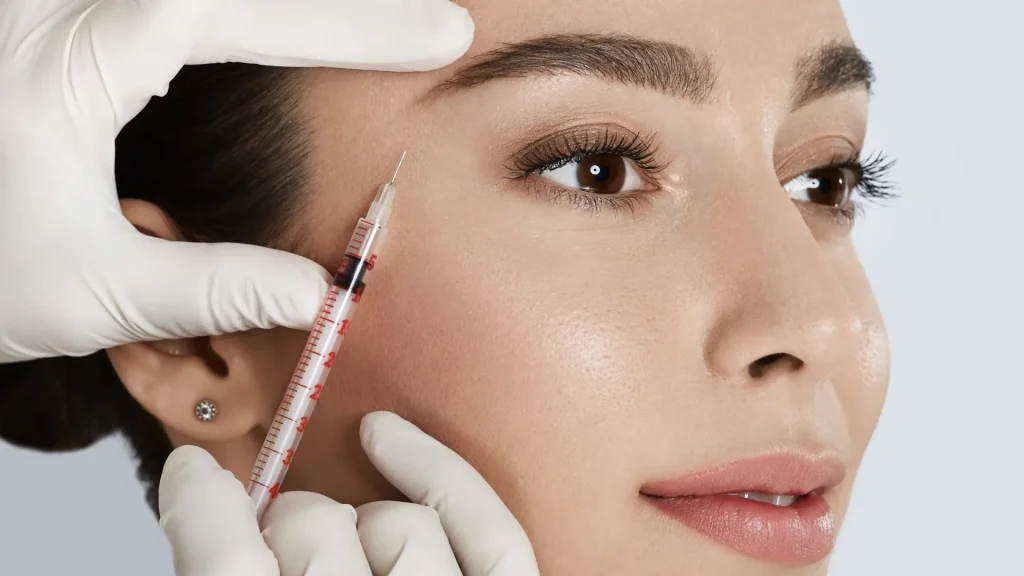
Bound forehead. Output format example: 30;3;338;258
460;0;852;82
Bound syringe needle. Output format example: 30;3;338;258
390;151;407;184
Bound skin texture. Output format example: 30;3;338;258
108;0;890;573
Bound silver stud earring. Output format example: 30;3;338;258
194;400;217;422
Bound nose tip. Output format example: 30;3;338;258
705;311;862;385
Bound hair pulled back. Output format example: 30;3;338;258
0;64;310;513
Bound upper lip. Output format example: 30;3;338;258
640;452;847;498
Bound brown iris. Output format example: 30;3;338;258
575;154;628;194
803;167;857;207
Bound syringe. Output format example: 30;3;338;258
247;152;406;519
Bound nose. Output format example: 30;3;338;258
706;302;860;385
700;182;863;386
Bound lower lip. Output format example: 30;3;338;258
646;493;836;564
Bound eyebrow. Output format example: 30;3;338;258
792;42;875;109
433;34;874;109
433;34;718;102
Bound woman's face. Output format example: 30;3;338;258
198;0;888;573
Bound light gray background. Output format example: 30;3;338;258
2;1;1021;574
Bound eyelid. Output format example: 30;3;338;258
774;136;861;183
521;178;656;216
506;123;666;178
504;125;667;217
510;122;642;158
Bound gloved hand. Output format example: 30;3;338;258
159;412;539;575
0;0;474;363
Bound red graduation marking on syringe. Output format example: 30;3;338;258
246;151;405;521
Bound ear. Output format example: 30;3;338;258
106;333;267;443
106;200;283;446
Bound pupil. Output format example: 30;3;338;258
576;154;626;194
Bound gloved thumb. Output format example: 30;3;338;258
159;446;279;576
100;235;330;346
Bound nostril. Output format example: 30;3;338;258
747;353;805;379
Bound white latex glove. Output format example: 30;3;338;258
159;412;540;576
0;0;474;363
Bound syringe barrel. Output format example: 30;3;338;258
247;215;387;519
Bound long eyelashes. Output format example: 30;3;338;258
841;151;898;201
826;151;898;225
507;126;665;178
505;125;664;215
505;124;898;223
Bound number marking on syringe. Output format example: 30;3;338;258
248;155;403;518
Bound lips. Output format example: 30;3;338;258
641;453;846;565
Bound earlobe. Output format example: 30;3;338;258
106;336;264;443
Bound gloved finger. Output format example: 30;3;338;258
262;492;372;576
192;0;475;70
78;0;222;128
159;446;279;576
95;235;329;346
360;412;540;576
356;501;462;576
78;0;473;129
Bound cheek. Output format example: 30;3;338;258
845;321;890;455
353;235;651;473
830;246;890;464
319;218;676;554
824;313;888;526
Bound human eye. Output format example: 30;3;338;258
538;153;645;195
782;151;897;226
506;125;666;214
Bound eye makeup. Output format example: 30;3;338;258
783;150;897;226
505;123;668;215
501;121;896;228
507;124;665;177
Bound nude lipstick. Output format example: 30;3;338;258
641;454;846;565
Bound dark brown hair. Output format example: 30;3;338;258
0;64;311;513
